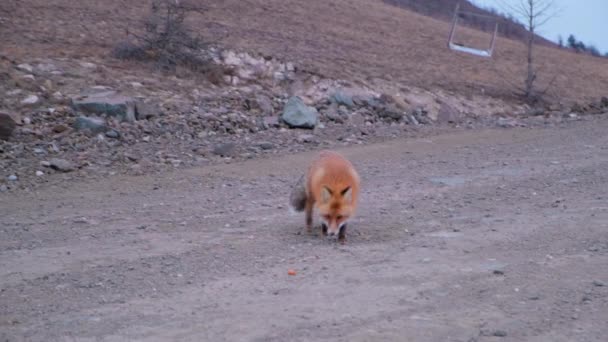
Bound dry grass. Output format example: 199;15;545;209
2;0;607;102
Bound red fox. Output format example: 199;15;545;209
290;150;360;241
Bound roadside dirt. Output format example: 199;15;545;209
1;117;607;341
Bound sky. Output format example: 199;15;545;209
470;0;608;54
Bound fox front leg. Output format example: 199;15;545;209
338;223;347;243
305;201;314;234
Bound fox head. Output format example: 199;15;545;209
317;185;356;237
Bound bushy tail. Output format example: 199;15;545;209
289;174;307;212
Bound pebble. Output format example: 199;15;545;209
21;95;40;105
7;175;18;181
35;170;44;177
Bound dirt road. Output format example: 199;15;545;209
2;118;607;341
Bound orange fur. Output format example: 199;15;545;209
303;150;360;240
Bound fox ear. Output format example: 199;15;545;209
342;187;353;202
321;186;332;203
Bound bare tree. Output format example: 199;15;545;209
498;0;559;101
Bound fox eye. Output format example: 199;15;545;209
336;215;343;220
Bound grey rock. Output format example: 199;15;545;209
0;112;17;141
331;91;355;108
257;141;274;150
593;280;605;287
213;142;236;157
105;130;121;139
0;185;7;192
378;104;403;121
297;134;316;143
258;116;280;130
281;96;318;129
21;95;40;105
17;63;34;73
254;95;274;115
73;116;107;134
71;91;136;122
324;104;346;123
437;103;461;123
48;158;75;172
135;102;163;120
7;175;18;181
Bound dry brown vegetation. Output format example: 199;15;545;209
2;0;607;102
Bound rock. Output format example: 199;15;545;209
35;170;44;177
0;112;17;140
7;175;18;182
493;330;508;337
52;124;69;134
105;129;121;139
21;95;40;105
0;185;7;192
497;117;518;128
331;91;355;108
253;95;274;115
213;142;236;157
71;91;136;122
258;116;280;130
324;104;346;123
437;103;461;123
17;63;34;73
593;280;605;287
281;96;318;129
135;102;163;120
378;104;403;121
601;96;608;108
412;107;431;124
48;158;75;172
297;134;316;143
73;116;107;134
257;141;274;150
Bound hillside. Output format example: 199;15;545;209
2;0;607;102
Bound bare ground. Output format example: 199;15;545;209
1;117;607;341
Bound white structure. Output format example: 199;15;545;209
447;3;499;58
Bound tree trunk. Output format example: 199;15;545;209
525;1;535;100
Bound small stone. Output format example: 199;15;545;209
73;116;107;134
135;102;163;120
17;63;33;73
213;142;236;157
0;185;7;192
48;158;75;172
592;280;605;287
105;130;121;139
35;170;44;177
297;134;316;143
257;141;274;150
492;269;505;275
52;124;69;133
21;95;40;105
7;175;18;181
493;330;507;337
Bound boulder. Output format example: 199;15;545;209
281;96;318;129
71;91;136;122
